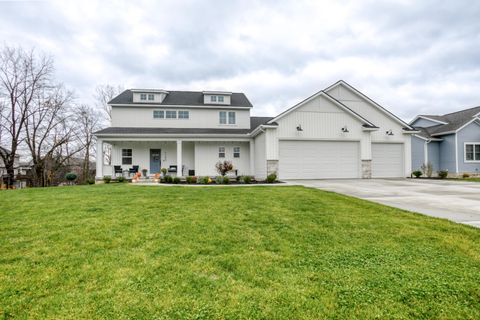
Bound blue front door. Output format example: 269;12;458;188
150;149;161;174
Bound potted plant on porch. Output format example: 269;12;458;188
142;168;148;178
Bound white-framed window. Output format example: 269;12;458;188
166;110;177;119
219;146;225;158
211;96;217;102
218;96;224;102
219;111;227;124
153;110;164;119
148;94;154;101
178;111;189;119
140;93;147;101
228;111;236;124
465;143;480;162
122;149;132;165
233;146;240;158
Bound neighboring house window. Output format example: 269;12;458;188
219;147;225;158
219;111;227;124
166;110;177;119
233;146;240;158
465;143;480;161
178;111;189;119
153;110;164;119
122;149;132;165
228;111;236;124
211;96;217;102
148;94;154;101
218;96;224;102
140;93;147;100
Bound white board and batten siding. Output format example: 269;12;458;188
279;140;360;179
265;94;368;179
326;83;411;177
254;132;267;179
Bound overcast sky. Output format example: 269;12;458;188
1;0;480;121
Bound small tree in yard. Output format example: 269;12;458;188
215;160;233;176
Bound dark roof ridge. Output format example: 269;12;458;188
442;105;480;117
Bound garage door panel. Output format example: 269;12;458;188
372;143;404;178
279;140;360;179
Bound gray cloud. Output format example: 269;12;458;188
1;0;479;121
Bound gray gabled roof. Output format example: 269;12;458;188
94;116;275;136
109;90;253;108
416;106;480;136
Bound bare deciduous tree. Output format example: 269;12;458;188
0;46;53;188
94;84;123;123
75;104;101;183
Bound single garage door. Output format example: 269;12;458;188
372;143;404;178
279;140;360;179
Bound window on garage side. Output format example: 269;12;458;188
465;143;480;161
233;146;240;158
219;146;225;158
122;149;132;165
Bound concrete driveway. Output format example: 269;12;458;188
288;179;480;228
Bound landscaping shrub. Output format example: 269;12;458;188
103;176;112;184
412;170;422;178
240;175;252;184
186;176;197;184
117;176;126;183
215;160;234;176
421;162;433;178
266;173;277;183
173;177;181;184
161;168;167;176
215;176;230;184
463;173;470;179
438;170;448;179
65;172;77;182
197;176;210;184
87;179;95;185
164;175;173;183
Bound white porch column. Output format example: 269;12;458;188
96;138;103;179
177;139;183;177
249;140;255;176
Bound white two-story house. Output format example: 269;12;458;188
94;81;416;180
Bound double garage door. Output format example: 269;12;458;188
279;140;360;179
279;140;404;179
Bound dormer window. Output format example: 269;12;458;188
218;96;224;102
140;93;147;101
211;96;217;102
148;94;154;101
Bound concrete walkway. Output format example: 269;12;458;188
288;179;480;228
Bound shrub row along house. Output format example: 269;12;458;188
410;107;480;176
94;80;418;180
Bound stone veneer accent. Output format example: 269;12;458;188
267;160;279;176
361;160;372;179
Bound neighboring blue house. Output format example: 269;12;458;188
410;107;480;176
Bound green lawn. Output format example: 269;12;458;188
1;185;479;319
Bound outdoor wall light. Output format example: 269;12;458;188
296;124;303;131
386;129;394;136
341;126;349;133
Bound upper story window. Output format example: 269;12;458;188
211;96;217;102
178;111;189;119
122;149;132;165
219;111;227;124
233;146;240;158
218;96;224;102
140;93;147;101
166;110;177;119
228;111;236;124
219;147;225;158
148;94;154;101
219;111;235;125
153;110;164;119
465;143;480;161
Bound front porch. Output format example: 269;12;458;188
96;139;254;179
